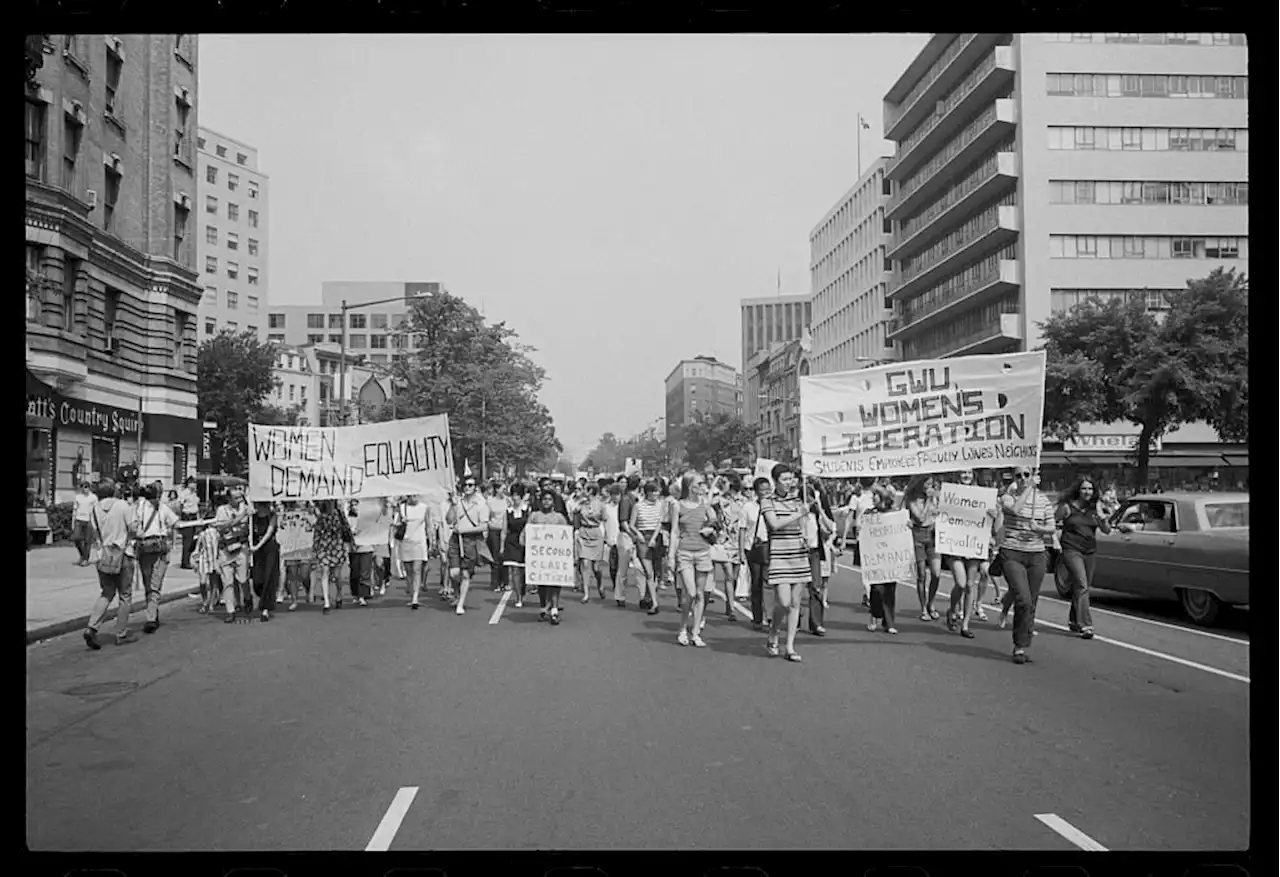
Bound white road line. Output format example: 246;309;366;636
835;562;1249;684
1035;813;1109;851
488;589;512;625
835;562;1248;646
366;786;418;852
709;587;754;620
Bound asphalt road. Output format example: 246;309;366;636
26;561;1250;852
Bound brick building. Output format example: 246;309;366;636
26;34;202;503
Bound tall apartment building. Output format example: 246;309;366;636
881;32;1248;362
664;356;743;464
265;281;448;368
808;157;896;376
26;34;203;503
197;127;268;339
740;293;811;440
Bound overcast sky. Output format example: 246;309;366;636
198;33;929;460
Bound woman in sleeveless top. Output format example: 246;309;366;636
633;480;665;615
668;471;719;648
905;473;942;622
250;502;279;622
503;483;531;608
575;484;607;603
760;463;809;662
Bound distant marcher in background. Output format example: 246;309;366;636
486;482;509;591
134;483;179;635
72;482;98;566
177;476;201;568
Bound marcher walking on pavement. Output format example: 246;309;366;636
905;474;943;621
447;476;492;615
863;486;901;635
1055;475;1115;640
134;483;179;635
400;494;430;609
633;480;665;615
213;489;252;622
669;472;717;648
526;489;569;624
502;483;531;608
83;479;139;649
944;470;997;640
250;501;280;621
998;467;1056;664
615;476;642;609
71;482;98;566
574;483;607;604
709;474;746;624
804;478;836;638
602;482;623;602
761;464;808;662
485;482;509;591
740;476;771;631
311;500;348;615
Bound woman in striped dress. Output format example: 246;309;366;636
633;480;665;615
998;466;1056;664
760;463;810;662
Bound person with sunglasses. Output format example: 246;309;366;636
445;476;492;616
998;466;1056;664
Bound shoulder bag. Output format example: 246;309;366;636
137;505;170;556
92;508;126;575
394;504;408;541
746;503;770;566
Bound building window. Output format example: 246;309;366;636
174;96;191;163
328;334;342;344
248;181;259;199
349;334;367;349
227;290;239;309
370;334;388;349
227;202;239;222
329;314;344;329
204;286;217;306
206;225;218;245
103;167;121;232
227;321;237;332
248;210;259;228
307;313;325;329
227;173;239;192
205;318;215;335
173;204;188;260
206;195;218;214
247;295;259;310
205;256;218;274
268;313;285;329
1048;72;1247;99
268;333;284;344
104;286;120;344
62;258;80;333
226;231;239;251
173;311;189;370
227;261;239;280
104;48;124;116
307;333;324;344
197;136;206;150
371;313;388;330
206;166;217;184
215;144;227;158
248;238;259;256
247;268;259;286
25;99;46;180
237;152;248;165
62;113;82;194
349;313;367;329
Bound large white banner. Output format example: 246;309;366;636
248;415;453;502
799;352;1046;478
935;483;997;560
525;523;575;587
859;510;915;585
754;458;779;480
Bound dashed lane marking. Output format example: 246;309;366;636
488;589;513;625
366;786;418;852
1035;813;1109;851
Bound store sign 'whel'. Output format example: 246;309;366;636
799;352;1046;478
248;414;453;502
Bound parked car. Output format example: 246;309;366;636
1054;491;1249;625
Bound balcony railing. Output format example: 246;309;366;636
885;34;979;134
905;311;1021;360
893;257;1019;336
897;203;1004;287
890;150;1016;256
888;100;1015;214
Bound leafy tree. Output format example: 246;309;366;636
25;36;45;86
1039;268;1248;487
682;411;755;471
258;402;306;427
391;290;562;476
197;329;280;475
582;432;623;472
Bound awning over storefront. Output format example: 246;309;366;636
1219;455;1249;468
1149;455;1231;468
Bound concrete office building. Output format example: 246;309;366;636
740;293;811;442
808;157;897;376
265;281;448;368
197;127;268;339
880;32;1248;361
664;356;743;464
26;34;202;502
748;337;811;464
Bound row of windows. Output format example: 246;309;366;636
811;173;891;257
1049;181;1249;206
197;136;250;166
1046;126;1247;152
897;146;1010;243
205;195;260;227
1049;235;1247;260
204;226;262;253
203;257;261;283
205;165;261;198
899;295;1019;361
899;194;1015;280
300;312;408;330
897;110;1010;203
1047;73;1247;100
901;244;1018;319
204;319;257;336
1043;33;1247;46
813;221;888;283
900;51;1014;155
203;287;259;310
1050;289;1179;315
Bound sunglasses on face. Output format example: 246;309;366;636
463;482;476;488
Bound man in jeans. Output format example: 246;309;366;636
84;479;139;649
177;475;201;568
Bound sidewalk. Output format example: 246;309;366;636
26;542;202;644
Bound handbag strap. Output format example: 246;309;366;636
142;504;159;538
92;508;105;545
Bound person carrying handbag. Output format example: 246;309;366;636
83;480;140;650
134;483;180;634
740;476;772;632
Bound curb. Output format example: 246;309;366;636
26;583;202;646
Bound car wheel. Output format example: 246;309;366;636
1178;588;1221;626
1053;564;1072;600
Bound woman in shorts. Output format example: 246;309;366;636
668;472;718;648
905;473;942;621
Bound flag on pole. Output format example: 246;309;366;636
858;113;871;131
776;269;781;296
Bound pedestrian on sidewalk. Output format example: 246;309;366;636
134;483;180;635
83;479;138;649
176;477;201;568
71;483;98;566
250;502;280;622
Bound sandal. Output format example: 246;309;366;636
920;612;932;622
928;609;940;620
766;641;780;657
784;651;803;663
960;629;975;639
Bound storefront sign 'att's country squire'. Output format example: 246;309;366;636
26;392;142;438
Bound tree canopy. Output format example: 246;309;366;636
1039;268;1248;486
682;410;755;471
197;329;280;476
385;290;561;478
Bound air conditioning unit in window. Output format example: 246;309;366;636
176;192;192;210
85;189;98;209
176;85;191;104
107;35;124;56
105;335;120;355
63;99;87;125
104;153;122;172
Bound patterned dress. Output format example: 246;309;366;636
312;507;348;568
760;493;809;588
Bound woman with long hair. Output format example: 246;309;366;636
942;470;997;639
633;480;665;616
1055;474;1115;640
574;483;607;603
249;501;280;622
502;482;531;608
400;493;431;610
708;474;746;624
804;477;837;637
998;466;1056;663
905;473;943;621
668;471;718;647
760;463;809;662
311;500;347;615
662;478;681;597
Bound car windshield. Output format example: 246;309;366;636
1203;501;1249;528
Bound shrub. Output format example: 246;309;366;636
46;501;75;542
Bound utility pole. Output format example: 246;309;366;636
480;395;487;481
